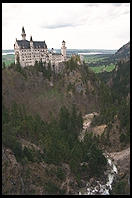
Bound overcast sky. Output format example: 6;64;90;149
2;3;130;50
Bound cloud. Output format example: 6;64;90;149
2;3;130;50
83;3;99;7
41;23;74;29
112;3;122;7
122;10;130;15
41;22;83;29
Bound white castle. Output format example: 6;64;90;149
14;27;67;71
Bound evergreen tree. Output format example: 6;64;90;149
2;62;6;69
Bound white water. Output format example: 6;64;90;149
113;164;118;174
78;156;118;195
78;114;118;195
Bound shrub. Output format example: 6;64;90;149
23;147;35;162
44;181;60;195
56;167;65;181
112;180;126;195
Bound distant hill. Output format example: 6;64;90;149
97;41;130;87
112;42;130;98
113;41;130;62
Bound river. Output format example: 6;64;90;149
78;113;118;195
78;154;118;195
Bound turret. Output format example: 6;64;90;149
30;35;33;42
61;40;66;59
21;26;26;40
30;36;33;48
51;48;54;54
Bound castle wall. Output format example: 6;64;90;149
18;48;49;67
14;28;67;69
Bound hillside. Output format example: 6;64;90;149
113;41;130;62
2;57;105;121
2;57;109;195
92;42;130;150
97;41;130;84
90;43;130;195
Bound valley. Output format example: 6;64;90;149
2;42;130;195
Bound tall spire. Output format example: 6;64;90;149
22;26;25;33
30;35;34;48
30;35;33;42
21;27;26;40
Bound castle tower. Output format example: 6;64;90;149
30;36;34;65
21;26;26;40
30;36;33;48
61;40;66;60
51;48;54;54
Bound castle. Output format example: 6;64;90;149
14;27;67;71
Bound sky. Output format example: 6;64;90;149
2;3;130;50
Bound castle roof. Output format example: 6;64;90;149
33;41;47;48
17;40;30;49
17;40;47;49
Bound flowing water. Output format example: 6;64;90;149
78;113;118;195
78;155;118;195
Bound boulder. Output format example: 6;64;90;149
80;180;86;188
89;177;95;185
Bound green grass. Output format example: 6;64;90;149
2;54;115;73
84;55;109;63
89;63;115;73
2;54;15;67
105;63;115;72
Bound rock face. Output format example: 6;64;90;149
2;145;79;195
109;147;130;174
78;112;106;142
109;147;130;195
92;124;107;136
2;147;23;195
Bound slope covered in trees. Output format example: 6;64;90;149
2;45;130;194
91;42;130;151
2;56;108;195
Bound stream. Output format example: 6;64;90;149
78;154;118;195
78;113;118;195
